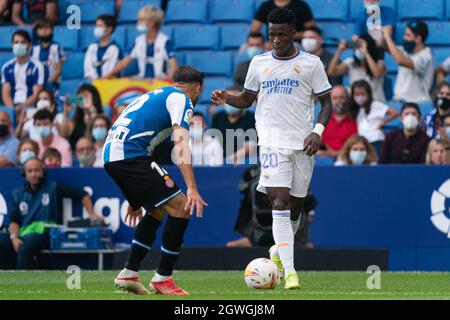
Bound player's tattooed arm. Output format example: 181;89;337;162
303;92;332;157
211;90;256;109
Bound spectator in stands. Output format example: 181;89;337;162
1;30;44;114
0;109;19;167
88;114;111;167
436;56;450;84
41;146;60;167
233;32;265;90
34;109;72;167
30;18;64;93
0;158;103;269
317;86;357;157
0;0;13;24
353;0;395;47
189;112;223;166
422;82;450;139
350;80;398;153
75;137;97;168
16;138;39;165
211;88;257;164
335;135;378;166
60;83;104;150
328;33;387;102
251;0;315;44
84;14;122;81
15;88;62;140
301;26;343;86
11;0;57;27
379;103;430;164
383;21;433;103
426;139;450;165
103;6;177;80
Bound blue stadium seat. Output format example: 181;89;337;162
80;25;126;51
53;26;79;51
62;52;85;79
253;0;266;12
397;21;450;45
234;51;249;67
350;0;397;21
102;105;112;118
318;22;354;42
210;0;254;23
314;156;335;166
305;0;348;21
431;47;450;66
174;25;219;50
193;103;209;122
118;0;161;23
397;0;444;21
418;100;434;116
165;0;208;24
384;53;398;74
447;0;450;20
122;58;139;76
60;0;115;23
60;79;85;96
125;25;173;52
0;106;15;128
185;51;233;76
0;52;13;67
176;52;185;65
0;26;32;50
385;75;397;102
199;77;233;104
220;24;250;50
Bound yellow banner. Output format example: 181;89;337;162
92;78;172;107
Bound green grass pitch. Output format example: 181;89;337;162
0;271;450;300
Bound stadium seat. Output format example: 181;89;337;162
126;25;173;52
174;25;219;50
210;0;254;23
447;0;450;20
384;53;398;74
396;21;450;45
350;0;397;21
199;77;233;104
118;0;161;23
385;75;397;102
193;104;209;123
418;100;434;116
318;22;354;42
80;25;126;51
253;0;266;12
431;47;450;66
53;26;79;51
121;58;139;76
102;105;112;118
62;52;85;80
0;26;32;50
60;0;115;23
234;52;250;67
0;52;13;67
220;24;250;50
185;51;233;76
60;79;85;96
165;0;208;24
305;0;349;22
314;156;335;166
397;0;444;21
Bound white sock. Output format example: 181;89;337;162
291;213;302;235
152;273;171;282
272;210;295;277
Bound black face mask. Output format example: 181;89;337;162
0;124;9;137
39;34;53;43
436;97;450;111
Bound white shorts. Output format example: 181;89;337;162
256;146;314;198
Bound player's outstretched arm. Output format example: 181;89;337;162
172;125;208;218
303;92;333;157
211;90;256;109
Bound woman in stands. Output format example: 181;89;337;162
16;139;40;166
87;114;111;167
335;135;378;166
426;139;450;165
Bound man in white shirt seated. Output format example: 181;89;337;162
382;20;433;103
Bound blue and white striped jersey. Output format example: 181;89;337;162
102;86;194;164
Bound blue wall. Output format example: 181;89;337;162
0;165;449;271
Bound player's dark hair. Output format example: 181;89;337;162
97;14;117;32
267;7;297;28
173;65;204;86
407;20;429;43
12;29;31;44
305;26;322;36
33;108;54;122
248;31;265;41
401;102;421;117
349;80;374;118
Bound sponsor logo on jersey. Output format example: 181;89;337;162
184;109;193;124
261;78;300;95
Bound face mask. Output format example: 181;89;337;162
354;95;368;106
78;153;96;167
36;125;52;138
45;162;60;168
354;50;365;61
436;97;450;111
402;114;419;130
39;34;52;43
13;43;28;57
20;150;36;164
402;40;416;54
92;127;108;141
137;23;149;34
301;38;318;53
349;150;367;165
445;127;450;137
224;104;241;115
189;128;203;140
247;46;263;59
0;124;8;137
37;99;51;110
333;101;346;114
93;27;105;39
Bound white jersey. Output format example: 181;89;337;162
244;50;332;150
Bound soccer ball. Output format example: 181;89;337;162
244;258;279;289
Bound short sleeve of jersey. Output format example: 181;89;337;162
243;58;259;94
34;61;45;86
311;59;332;96
1;63;10;84
129;40;138;59
166;92;193;130
411;49;432;76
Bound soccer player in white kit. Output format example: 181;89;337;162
212;8;332;289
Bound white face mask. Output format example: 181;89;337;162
301;38;318;53
402;114;419;130
37;99;51;110
349;150;367;165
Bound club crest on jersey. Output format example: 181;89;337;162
41;193;50;206
292;64;301;74
164;176;175;188
19;201;28;215
184;109;193;124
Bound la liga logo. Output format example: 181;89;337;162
431;179;450;238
